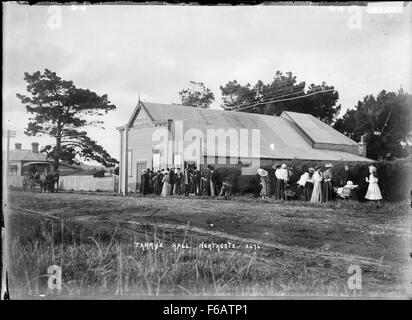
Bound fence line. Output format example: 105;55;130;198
8;175;119;192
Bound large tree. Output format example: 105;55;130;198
333;89;411;160
16;69;118;170
220;71;340;124
178;81;215;108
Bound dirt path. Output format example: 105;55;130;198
8;203;392;268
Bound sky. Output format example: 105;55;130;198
3;3;411;164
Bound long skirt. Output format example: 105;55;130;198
153;182;160;196
304;182;314;201
260;182;268;197
296;185;305;200
310;181;322;203
161;182;170;197
365;183;382;200
210;181;216;197
321;180;334;202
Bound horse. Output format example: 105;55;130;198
39;170;56;193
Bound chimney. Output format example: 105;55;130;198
358;134;367;158
15;143;22;150
31;142;39;153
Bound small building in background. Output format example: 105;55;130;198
8;142;51;176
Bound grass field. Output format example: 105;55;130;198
6;190;411;298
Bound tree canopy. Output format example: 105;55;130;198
178;81;215;108
220;71;341;125
333;89;411;160
16;69;118;170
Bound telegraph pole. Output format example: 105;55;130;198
2;129;15;300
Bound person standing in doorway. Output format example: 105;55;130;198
140;169;147;195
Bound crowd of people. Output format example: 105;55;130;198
139;165;229;198
258;163;383;203
138;162;383;204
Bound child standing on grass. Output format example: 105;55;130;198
365;165;382;207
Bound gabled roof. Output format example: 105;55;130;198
281;111;358;146
130;102;372;162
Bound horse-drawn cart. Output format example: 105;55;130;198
22;161;59;193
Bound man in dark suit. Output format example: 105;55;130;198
169;167;175;195
148;169;154;194
174;168;182;195
140;169;147;195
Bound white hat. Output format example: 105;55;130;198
257;168;268;177
281;163;287;169
369;165;377;172
325;163;333;168
344;181;358;189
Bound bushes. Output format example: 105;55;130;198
215;158;412;201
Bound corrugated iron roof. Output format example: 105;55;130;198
136;102;372;162
281;111;358;146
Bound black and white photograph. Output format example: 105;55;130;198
2;1;412;302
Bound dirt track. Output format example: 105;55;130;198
8;191;412;296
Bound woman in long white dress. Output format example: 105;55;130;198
310;167;323;203
365;165;382;204
161;171;170;197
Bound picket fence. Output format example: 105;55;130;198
8;175;119;192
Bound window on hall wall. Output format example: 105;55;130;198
152;150;160;171
128;149;132;177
